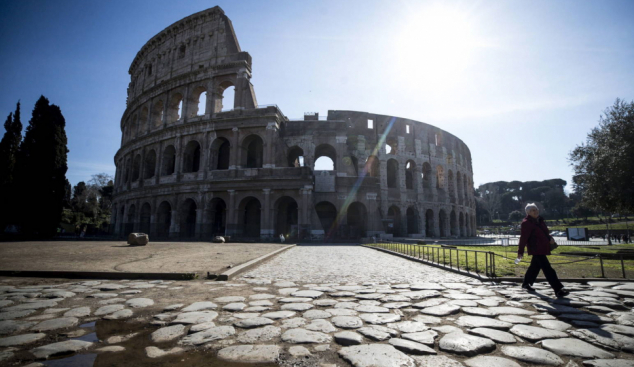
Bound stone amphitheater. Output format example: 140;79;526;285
111;6;476;241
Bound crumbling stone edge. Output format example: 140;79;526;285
216;244;296;281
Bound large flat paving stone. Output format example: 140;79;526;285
181;302;217;312
600;324;634;337
359;313;401;324
412;355;463;367
387;321;428;333
501;345;563;365
421;304;461;316
331;316;363;329
338;344;415;367
30;340;93;359
401;330;438;346
64;307;90;318
151;324;187;343
261;311;296;320
488;307;535;315
304;319;336;333
103;309;133;320
303;309;332;319
179;326;235;346
217;345;281;363
0;333;46;347
234;317;275;329
236;325;281;343
541;338;615;359
469;328;516;344
31;317;79;332
456;316;512;330
464;356;521;367
583;360;634;367
334;331;364;346
125;298;154;308
0;310;37;320
570;328;634;352
439;331;496;356
358;327;391;341
145;346;185;358
94;304;124;316
281;328;332;344
389;338;436;355
509;325;568;342
172;311;218;325
0;320;36;335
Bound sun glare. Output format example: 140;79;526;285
395;5;480;90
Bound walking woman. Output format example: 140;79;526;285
517;203;569;297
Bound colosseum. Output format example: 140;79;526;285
112;6;476;241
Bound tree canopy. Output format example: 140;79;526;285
570;98;634;215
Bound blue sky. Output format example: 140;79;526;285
1;0;633;191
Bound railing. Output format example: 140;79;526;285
370;240;633;279
372;241;496;278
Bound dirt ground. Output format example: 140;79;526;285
0;241;287;274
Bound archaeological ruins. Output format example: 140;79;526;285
111;6;476;241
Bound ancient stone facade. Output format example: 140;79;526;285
112;6;476;241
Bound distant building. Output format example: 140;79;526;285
112;6;475;241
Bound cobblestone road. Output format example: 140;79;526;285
244;245;471;284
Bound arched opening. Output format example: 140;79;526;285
144;150;156;179
182;140;201;173
422;162;432;190
123;158;131;183
347;202;367;238
239;197;261;238
275;196;299;239
161;145;176;176
463;174;469;206
439;209;448;237
437;166;445;189
152;100;164;128
405;160;415;190
459;212;465;237
287;146;304;167
385;139;397;155
448;170;455;203
190;86;207;117
132;154;141;181
450;210;457;236
242;135;264;168
140;203;151;234
128;117;138;141
387;159;398;188
156;201;172;238
119;205;126;235
465;213;470;236
364;155;379;177
180;199;197;238
168;93;183;123
221;86;235;112
207;198;226;237
407;207;419;234
209;138;230;170
314;144;337;171
315;201;337;240
387;206;401;236
425;209;435;237
139;107;148;133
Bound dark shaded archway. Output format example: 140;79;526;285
450;210;458;236
387;206;401;236
387;159;398;188
347;202;367;238
439;209;448;237
209;138;230;170
287;146;304;167
239;197;261;238
182;141;201;173
144;150;156;179
275;196;299;239
140;203;151;234
156;201;171;238
180;199;197;238
407;207;419;234
459;212;465;237
207;198;226;237
425;209;435;237
364;155;379;177
242;135;263;168
161;145;176;176
315;201;337;240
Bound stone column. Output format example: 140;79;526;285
262;189;272;240
366;192;383;236
230;127;239;169
264;122;277;168
155;141;162;185
174;135;182;180
181;85;190;123
419;207;426;237
162;92;169;128
139;149;146;187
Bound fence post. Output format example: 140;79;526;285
622;256;626;279
485;253;489;277
599;255;605;278
456;249;459;270
475;252;478;274
465;251;469;273
443;248;446;266
449;249;452;269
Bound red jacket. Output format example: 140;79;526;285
518;215;552;256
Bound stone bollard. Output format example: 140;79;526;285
128;233;149;246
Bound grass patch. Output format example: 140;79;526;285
369;243;634;279
549;223;632;231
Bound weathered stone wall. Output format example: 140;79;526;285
112;6;476;241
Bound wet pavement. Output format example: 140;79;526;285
1;245;634;366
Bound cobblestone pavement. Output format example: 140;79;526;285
1;247;634;366
244;245;472;283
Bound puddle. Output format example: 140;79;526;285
38;319;277;367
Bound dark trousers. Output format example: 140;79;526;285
523;255;563;292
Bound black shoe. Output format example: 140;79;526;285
556;288;570;297
522;284;535;292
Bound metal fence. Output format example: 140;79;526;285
371;241;633;279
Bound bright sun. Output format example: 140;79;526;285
394;4;480;90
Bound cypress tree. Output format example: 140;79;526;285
16;96;69;237
0;102;22;230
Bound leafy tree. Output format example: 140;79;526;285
0;102;22;229
15;96;69;237
570;98;634;240
570;99;634;212
508;210;524;222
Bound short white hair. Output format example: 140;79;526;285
525;203;539;214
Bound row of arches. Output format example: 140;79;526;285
123;83;236;143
